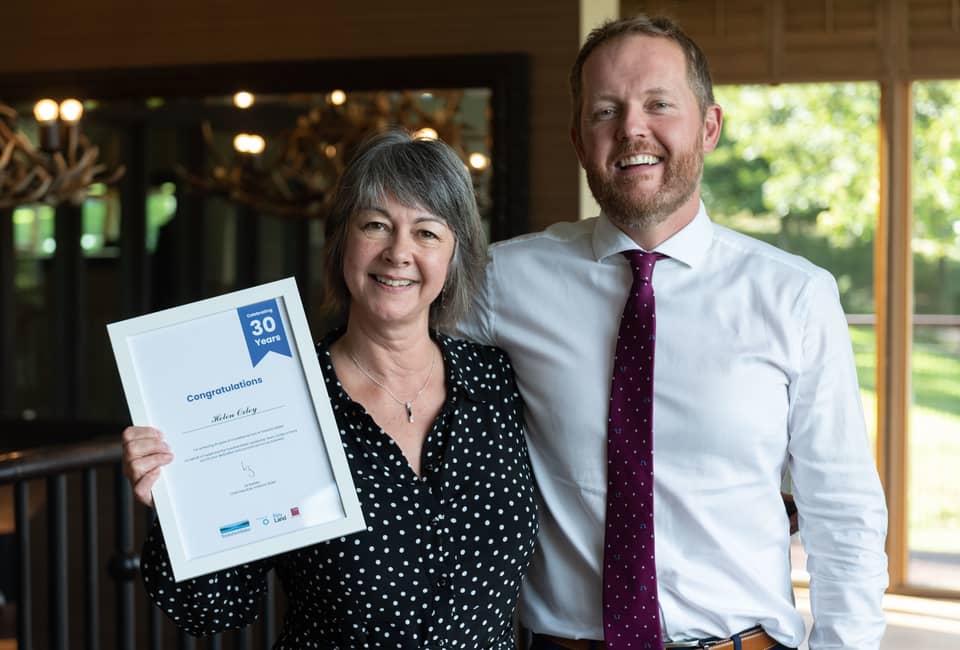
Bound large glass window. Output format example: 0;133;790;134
702;82;881;580
909;80;960;591
703;81;880;432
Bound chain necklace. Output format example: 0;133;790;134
348;347;437;423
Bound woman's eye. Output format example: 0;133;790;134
418;229;440;240
361;221;388;232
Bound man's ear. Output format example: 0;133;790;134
702;104;723;153
570;125;586;168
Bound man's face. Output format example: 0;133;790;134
573;35;721;234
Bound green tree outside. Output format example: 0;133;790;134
702;82;960;560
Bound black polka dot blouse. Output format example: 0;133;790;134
140;330;539;649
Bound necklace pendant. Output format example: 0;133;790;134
404;402;414;423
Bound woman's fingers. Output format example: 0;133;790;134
121;425;173;507
122;426;170;467
132;465;166;508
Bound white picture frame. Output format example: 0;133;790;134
108;277;364;581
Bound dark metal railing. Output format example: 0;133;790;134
0;431;279;650
846;313;960;327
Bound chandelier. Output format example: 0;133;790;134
0;99;125;209
178;89;491;220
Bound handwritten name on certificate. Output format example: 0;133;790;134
109;278;364;581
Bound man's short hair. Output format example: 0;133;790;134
569;14;716;136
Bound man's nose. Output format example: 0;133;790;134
618;106;650;140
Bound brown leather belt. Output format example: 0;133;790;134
533;626;782;650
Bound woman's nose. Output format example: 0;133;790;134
382;232;413;265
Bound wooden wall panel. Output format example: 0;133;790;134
4;1;580;232
621;0;960;82
907;0;959;30
908;0;960;79
623;0;774;82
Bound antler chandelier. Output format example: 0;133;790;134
0;99;125;209
179;89;490;220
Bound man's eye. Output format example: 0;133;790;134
593;107;616;119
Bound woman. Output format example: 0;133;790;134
121;129;538;649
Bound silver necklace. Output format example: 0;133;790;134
348;347;437;423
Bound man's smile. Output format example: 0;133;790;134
615;153;662;169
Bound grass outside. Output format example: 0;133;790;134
848;327;960;554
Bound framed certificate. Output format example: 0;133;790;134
108;277;365;581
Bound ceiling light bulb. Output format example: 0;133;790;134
246;134;265;155
33;99;59;123
468;152;489;170
414;127;438;141
234;91;254;109
329;90;347;106
59;99;84;123
233;133;251;153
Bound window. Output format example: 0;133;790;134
703;81;882;582
908;80;960;591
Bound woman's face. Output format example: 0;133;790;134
342;194;455;331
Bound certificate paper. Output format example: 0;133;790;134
108;277;364;581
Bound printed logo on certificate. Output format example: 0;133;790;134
108;277;365;581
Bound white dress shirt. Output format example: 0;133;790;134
457;204;888;649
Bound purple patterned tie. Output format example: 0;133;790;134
603;250;665;649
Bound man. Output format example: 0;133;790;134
458;14;888;650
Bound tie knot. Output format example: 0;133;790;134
623;250;665;283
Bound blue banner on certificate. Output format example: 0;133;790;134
108;278;365;581
237;298;293;367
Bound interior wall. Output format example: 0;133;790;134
5;0;582;233
623;0;960;83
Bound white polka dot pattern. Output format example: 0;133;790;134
139;331;539;649
602;250;665;649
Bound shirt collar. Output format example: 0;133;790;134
591;200;714;268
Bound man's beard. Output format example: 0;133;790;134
586;137;703;232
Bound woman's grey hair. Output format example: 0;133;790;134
321;128;487;331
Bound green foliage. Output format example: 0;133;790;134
703;81;960;317
913;82;960;252
700;82;960;554
850;326;960;553
704;83;881;245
